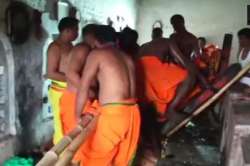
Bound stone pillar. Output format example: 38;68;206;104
0;32;18;164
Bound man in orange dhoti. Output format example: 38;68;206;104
137;56;187;121
133;34;196;165
75;25;140;166
59;24;98;163
139;36;196;122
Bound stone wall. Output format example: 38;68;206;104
0;0;138;154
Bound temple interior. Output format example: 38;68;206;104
0;0;249;166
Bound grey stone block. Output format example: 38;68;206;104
0;137;16;164
221;92;250;166
242;136;250;165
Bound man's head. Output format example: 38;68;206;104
94;25;117;48
82;24;99;48
170;14;185;33
152;27;163;40
122;27;139;44
238;28;250;48
58;17;79;41
118;27;139;55
198;37;206;49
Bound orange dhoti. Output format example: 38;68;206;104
80;100;141;166
60;89;98;163
136;56;187;121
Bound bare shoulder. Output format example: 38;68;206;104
75;42;90;50
170;33;177;39
123;53;134;67
87;49;104;61
160;37;170;43
186;32;198;41
69;44;90;63
71;43;89;55
92;47;115;56
139;42;151;55
156;38;170;47
140;41;150;48
48;41;60;51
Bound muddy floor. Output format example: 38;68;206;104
158;111;222;166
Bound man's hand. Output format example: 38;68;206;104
80;113;94;127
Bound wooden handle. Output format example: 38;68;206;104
166;63;250;137
55;116;98;166
52;125;84;154
36;151;58;166
54;131;87;166
36;125;83;166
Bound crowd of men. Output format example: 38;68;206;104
45;14;250;165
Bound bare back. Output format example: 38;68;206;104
81;47;132;104
66;43;90;93
170;32;198;59
139;38;171;61
121;53;136;98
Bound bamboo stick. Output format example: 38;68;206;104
55;116;98;166
36;151;58;166
36;125;83;166
52;125;84;154
165;63;250;138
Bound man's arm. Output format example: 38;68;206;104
167;41;196;114
237;47;243;62
170;39;211;89
47;43;66;81
66;45;90;88
169;40;196;74
75;51;99;122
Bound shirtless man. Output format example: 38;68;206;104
136;37;196;162
76;25;140;166
170;14;199;59
47;17;79;81
152;27;163;40
46;17;78;144
117;27;140;58
170;14;211;89
60;24;96;136
60;24;98;164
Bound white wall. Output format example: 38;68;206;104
69;0;138;30
137;0;250;62
21;0;138;32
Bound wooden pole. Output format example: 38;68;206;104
35;151;58;166
165;63;250;138
52;125;84;154
54;116;98;166
36;125;84;166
